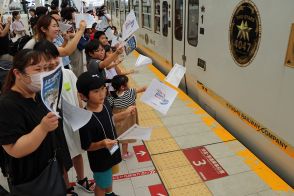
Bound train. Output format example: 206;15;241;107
104;0;294;187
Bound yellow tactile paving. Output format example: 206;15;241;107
138;110;159;121
160;165;202;189
169;183;212;196
136;101;154;112
145;138;180;155
150;127;172;140
151;151;190;170
139;118;164;127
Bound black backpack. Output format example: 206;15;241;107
8;35;32;56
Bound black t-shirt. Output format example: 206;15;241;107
0;24;10;56
87;58;106;79
79;101;121;172
0;91;61;185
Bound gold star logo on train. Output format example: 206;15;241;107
237;20;252;41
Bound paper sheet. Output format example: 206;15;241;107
58;22;72;32
135;54;152;67
40;65;63;117
124;35;137;56
104;27;115;41
117;124;152;141
122;10;139;41
140;79;178;115
62;99;92;132
75;13;95;28
164;63;186;88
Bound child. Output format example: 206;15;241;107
108;75;146;159
104;45;135;92
77;72;136;196
85;39;123;78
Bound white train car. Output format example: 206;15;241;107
105;0;294;186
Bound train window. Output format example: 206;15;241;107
187;0;199;46
154;0;160;34
120;0;125;26
142;0;152;29
133;0;140;23
285;24;294;67
125;0;131;18
115;0;119;17
111;0;115;17
175;0;183;41
162;1;168;37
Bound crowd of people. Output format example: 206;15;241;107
0;3;145;196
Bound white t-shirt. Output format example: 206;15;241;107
61;68;84;158
23;38;36;49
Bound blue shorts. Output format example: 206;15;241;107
93;169;112;189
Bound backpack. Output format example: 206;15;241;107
8;35;32;56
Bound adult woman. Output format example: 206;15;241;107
0;49;65;194
11;11;26;39
24;14;86;58
61;7;86;76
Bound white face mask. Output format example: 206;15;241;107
25;72;42;92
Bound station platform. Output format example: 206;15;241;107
0;51;293;195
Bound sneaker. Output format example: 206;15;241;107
122;152;133;160
67;186;78;196
105;192;119;196
76;177;95;193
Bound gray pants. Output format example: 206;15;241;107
69;49;84;77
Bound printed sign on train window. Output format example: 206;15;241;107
229;1;261;67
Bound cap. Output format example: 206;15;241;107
76;72;106;96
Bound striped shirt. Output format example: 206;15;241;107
107;88;136;109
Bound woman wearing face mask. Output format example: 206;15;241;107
0;49;66;194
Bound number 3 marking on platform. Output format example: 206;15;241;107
193;159;206;166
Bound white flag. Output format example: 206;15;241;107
135;54;152;67
62;99;92;132
141;79;178;115
75;13;95;29
117;124;152;141
164;64;186;88
122;10;139;41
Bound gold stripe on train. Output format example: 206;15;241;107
137;45;294;158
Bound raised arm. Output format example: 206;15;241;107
0;17;11;37
2;112;58;158
99;45;124;69
58;21;86;57
136;86;147;94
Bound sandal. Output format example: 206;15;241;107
76;177;95;193
122;152;133;160
67;186;78;196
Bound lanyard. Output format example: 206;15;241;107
91;104;116;139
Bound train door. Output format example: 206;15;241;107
184;0;200;99
172;0;188;92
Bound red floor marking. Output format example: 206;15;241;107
113;169;157;180
133;145;151;162
183;146;228;181
148;184;168;196
69;169;157;186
